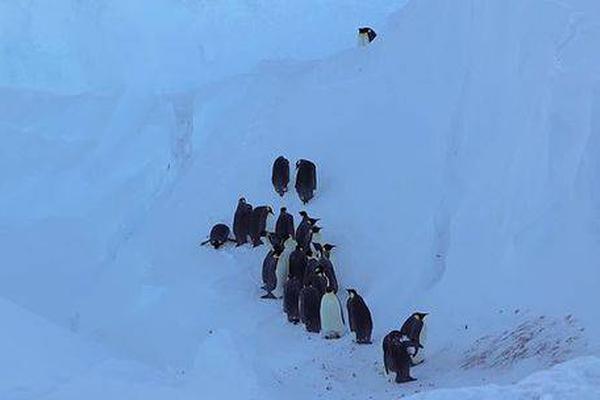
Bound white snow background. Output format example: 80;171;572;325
1;0;599;399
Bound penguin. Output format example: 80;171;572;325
233;197;253;246
295;159;317;204
306;266;328;299
283;276;302;324
275;207;295;241
400;312;428;365
288;244;308;281
320;287;345;339
299;282;321;333
274;236;295;298
317;244;338;293
261;248;281;299
346;289;373;344
200;223;234;249
296;211;319;250
250;206;274;247
272;156;290;197
357;27;377;46
383;331;418;383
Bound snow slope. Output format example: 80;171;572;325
1;0;600;398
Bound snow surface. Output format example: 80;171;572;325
1;0;600;399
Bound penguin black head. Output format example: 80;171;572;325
412;312;429;321
311;225;322;233
306;249;314;258
323;243;335;251
280;207;287;213
346;288;357;296
312;243;323;253
267;206;274;215
239;197;246;203
325;286;335;294
299;211;308;218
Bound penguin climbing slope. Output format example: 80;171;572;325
272;156;290;197
233;197;253;246
200;223;234;249
400;312;428;364
346;289;373;344
295;159;317;204
383;331;419;384
320;287;345;339
275;207;295;241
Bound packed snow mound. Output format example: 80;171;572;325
1;0;600;398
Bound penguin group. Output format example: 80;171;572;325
199;155;429;385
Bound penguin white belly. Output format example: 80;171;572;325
413;321;428;364
320;293;345;338
357;33;369;47
274;240;295;297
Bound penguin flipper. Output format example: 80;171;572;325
200;239;210;246
261;292;277;299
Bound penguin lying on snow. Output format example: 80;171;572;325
320;287;345;339
250;206;274;247
346;289;373;344
233;197;253;246
383;331;419;383
200;224;235;249
400;312;428;365
295;159;317;204
272;156;290;197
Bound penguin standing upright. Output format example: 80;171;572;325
320;287;345;339
261;248;281;299
288;244;308;281
250;206;274;247
274;237;295;298
383;331;418;383
296;211;319;250
295;159;317;204
357;27;377;46
346;289;373;344
317;244;338;293
233;197;253;246
306;266;328;299
200;223;233;249
299;282;321;333
275;207;295;241
400;312;428;365
283;276;302;324
272;156;290;197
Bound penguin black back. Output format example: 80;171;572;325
346;289;373;344
299;283;321;333
201;223;231;249
261;249;280;299
250;206;273;247
383;331;417;384
288;245;308;281
275;207;295;241
283;276;302;324
233;197;253;246
400;312;427;348
272;156;290;197
295;159;317;204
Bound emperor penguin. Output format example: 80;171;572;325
250;206;274;247
275;207;295;241
317;244;338;293
283;276;302;324
288;244;308;281
346;289;373;344
320;287;345;339
400;312;428;365
299;282;321;333
233;197;253;246
261;247;281;299
200;223;234;249
295;159;317;204
383;331;418;383
274;236;295;298
296;211;319;250
357;27;377;47
272;156;290;197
